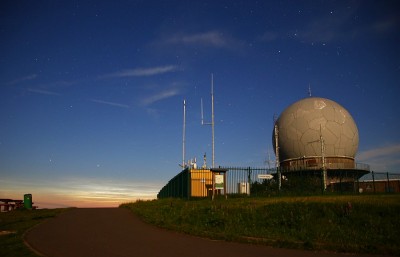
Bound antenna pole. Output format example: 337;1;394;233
274;124;281;191
200;74;216;168
201;98;204;125
308;84;312;97
182;99;186;169
320;125;327;192
211;74;215;168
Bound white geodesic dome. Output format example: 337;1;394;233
273;97;359;162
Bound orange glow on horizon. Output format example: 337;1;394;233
0;177;159;209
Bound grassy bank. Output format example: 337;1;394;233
0;208;68;257
121;195;400;255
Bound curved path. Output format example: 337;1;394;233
25;208;386;257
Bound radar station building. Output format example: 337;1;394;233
273;97;370;191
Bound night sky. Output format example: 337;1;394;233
1;1;399;207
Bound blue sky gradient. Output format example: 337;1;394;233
1;0;399;207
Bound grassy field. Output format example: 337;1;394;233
121;194;400;255
0;208;68;257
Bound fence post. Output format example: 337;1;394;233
187;169;190;199
386;172;390;193
247;167;252;195
372;171;375;194
277;167;281;192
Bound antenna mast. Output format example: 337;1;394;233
273;113;281;189
182;99;186;169
308;125;327;192
201;74;215;168
211;74;215;168
320;125;327;192
308;84;312;97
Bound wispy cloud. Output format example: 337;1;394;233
298;12;354;43
358;144;400;161
140;88;180;106
295;4;398;44
259;3;398;45
259;31;278;42
357;144;400;172
164;30;244;49
101;65;178;78
371;16;399;34
6;74;37;86
90;99;130;108
27;88;61;96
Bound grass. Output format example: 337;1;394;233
121;194;400;255
0;208;69;257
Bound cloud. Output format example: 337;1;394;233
101;65;178;78
164;30;244;49
90;99;130;108
357;144;400;172
357;144;400;161
27;88;61;96
259;31;278;42
292;3;398;44
140;88;180;106
6;74;37;85
297;9;357;44
372;17;399;34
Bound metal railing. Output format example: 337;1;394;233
280;162;370;173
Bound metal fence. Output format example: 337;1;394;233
355;171;400;193
157;168;190;199
157;167;274;199
157;167;400;199
221;166;274;194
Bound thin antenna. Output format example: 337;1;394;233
265;149;272;170
320;125;327;191
201;74;215;168
211;74;215;168
274;123;281;191
274;124;280;168
307;125;327;192
273;114;278;126
182;99;186;169
201;98;204;125
308;84;312;97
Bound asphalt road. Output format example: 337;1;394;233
24;208;389;257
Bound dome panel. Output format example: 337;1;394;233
309;117;326;131
295;116;310;133
322;127;337;145
314;99;327;109
322;104;335;121
326;121;341;139
334;108;346;124
300;129;319;146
